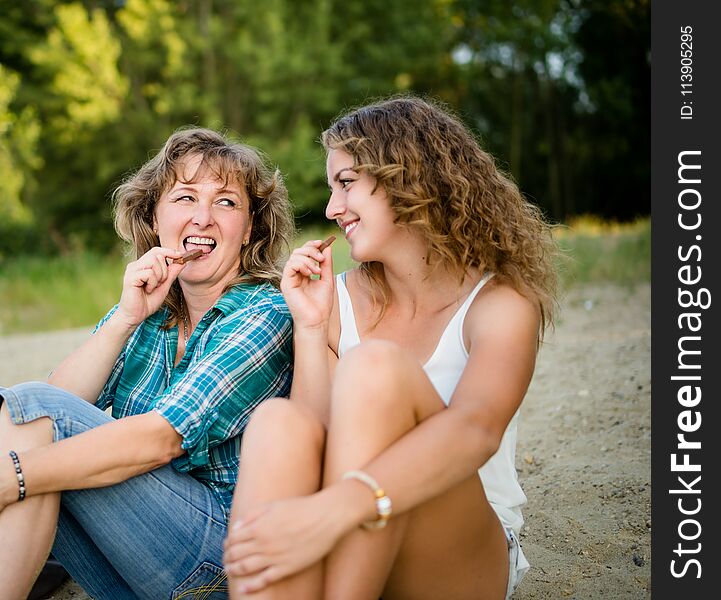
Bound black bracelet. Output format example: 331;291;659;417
8;450;26;502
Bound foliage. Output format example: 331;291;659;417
30;3;128;141
0;64;42;256
570;0;650;218
0;0;649;258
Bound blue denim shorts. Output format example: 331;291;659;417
1;382;230;600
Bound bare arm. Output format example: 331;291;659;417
48;247;185;402
0;411;183;508
48;311;137;402
282;240;338;426
333;283;540;521
289;333;338;427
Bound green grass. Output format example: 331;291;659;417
0;219;648;335
554;217;650;288
0;252;128;335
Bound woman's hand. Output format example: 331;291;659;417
280;240;335;331
116;247;186;327
223;492;346;594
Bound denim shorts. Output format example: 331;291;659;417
505;527;530;599
1;382;230;600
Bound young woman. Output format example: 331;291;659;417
224;97;558;599
0;128;294;599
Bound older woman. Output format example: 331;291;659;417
0;128;294;599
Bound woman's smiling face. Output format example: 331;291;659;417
154;153;252;288
325;149;399;263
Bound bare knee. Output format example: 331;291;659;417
333;340;422;416
244;398;325;453
335;340;406;392
341;339;404;369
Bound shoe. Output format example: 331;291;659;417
29;557;69;600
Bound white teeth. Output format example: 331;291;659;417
185;236;216;245
344;222;358;235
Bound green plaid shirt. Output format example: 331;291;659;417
95;283;293;519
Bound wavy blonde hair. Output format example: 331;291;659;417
113;127;294;328
322;97;558;337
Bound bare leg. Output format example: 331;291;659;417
227;398;326;600
0;403;60;599
323;341;508;600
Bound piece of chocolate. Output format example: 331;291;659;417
173;249;204;264
318;235;336;252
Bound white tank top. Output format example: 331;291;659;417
336;272;527;533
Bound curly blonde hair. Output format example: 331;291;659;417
322;96;558;337
113;127;294;328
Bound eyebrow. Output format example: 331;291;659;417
216;187;242;198
333;168;356;182
171;185;242;198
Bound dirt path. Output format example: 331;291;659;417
0;282;651;599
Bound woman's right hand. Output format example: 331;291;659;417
116;247;186;327
280;240;334;331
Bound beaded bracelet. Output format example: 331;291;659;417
342;470;392;530
9;450;26;502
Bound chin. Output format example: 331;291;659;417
178;265;208;282
349;247;377;264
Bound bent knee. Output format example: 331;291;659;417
5;381;58;399
0;381;61;426
333;341;414;412
2;381;78;413
337;339;419;390
337;339;407;380
246;398;325;448
333;340;444;420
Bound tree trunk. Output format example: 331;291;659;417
541;73;562;220
510;62;524;183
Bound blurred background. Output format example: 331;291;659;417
0;0;650;333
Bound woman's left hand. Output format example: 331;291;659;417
223;492;345;593
280;240;335;331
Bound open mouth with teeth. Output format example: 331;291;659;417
183;236;217;255
343;221;359;237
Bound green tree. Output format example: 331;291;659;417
450;0;581;219
0;65;42;257
30;3;128;143
0;0;650;258
571;0;650;218
201;0;346;211
21;3;128;251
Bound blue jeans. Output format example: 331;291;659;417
0;382;229;600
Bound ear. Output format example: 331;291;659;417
152;215;158;235
243;212;254;246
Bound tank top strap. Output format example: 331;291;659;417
457;272;495;320
433;272;495;361
336;272;361;356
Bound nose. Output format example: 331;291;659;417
192;199;215;228
325;188;345;221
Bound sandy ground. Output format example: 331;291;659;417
0;282;651;599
